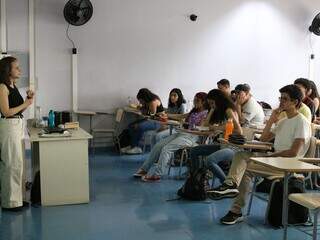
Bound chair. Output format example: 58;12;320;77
167;147;190;179
246;136;318;220
289;193;320;240
91;108;124;156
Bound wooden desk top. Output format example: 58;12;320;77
28;127;92;142
176;128;214;136
218;138;273;151
250;157;320;173
123;107;142;115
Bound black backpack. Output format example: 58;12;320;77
177;168;210;201
31;171;41;205
267;177;309;227
116;129;131;151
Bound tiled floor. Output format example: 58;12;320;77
0;149;315;240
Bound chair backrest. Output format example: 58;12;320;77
304;136;317;158
115;108;124;123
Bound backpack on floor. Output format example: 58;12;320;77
177;168;210;201
267;177;308;228
116;129;131;151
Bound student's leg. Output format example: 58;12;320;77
206;148;235;183
223;151;253;186
155;129;174;143
140;134;178;172
151;134;199;176
189;144;221;171
130;120;160;147
229;163;283;214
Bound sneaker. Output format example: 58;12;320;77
126;147;143;155
208;191;239;200
133;169;147;178
220;211;243;225
141;175;161;182
207;182;239;195
120;146;132;153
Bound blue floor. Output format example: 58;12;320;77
0;149;314;240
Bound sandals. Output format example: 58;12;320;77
133;169;147;178
141;175;161;182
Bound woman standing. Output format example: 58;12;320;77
0;56;34;211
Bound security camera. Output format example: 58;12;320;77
190;14;197;21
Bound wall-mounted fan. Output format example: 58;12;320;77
309;13;320;36
64;0;93;26
63;0;93;112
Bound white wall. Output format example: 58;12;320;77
3;0;320;127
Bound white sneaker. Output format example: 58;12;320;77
120;146;132;153
126;147;143;155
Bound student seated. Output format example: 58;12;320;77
294;78;316;121
123;88;164;154
133;92;208;182
234;84;265;126
155;88;186;142
307;80;320;118
217;79;231;96
209;84;311;225
189;89;242;184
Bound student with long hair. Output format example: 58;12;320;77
0;56;34;211
154;88;186;143
124;88;164;154
167;88;186;114
189;89;242;184
133;92;208;182
308;80;320;116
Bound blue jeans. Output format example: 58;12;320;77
141;133;199;176
129;120;161;147
190;144;235;183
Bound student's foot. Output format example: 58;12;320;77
220;211;243;225
120;146;132;153
207;182;239;195
207;191;239;200
126;147;143;155
1;206;23;212
141;175;161;182
133;169;147;178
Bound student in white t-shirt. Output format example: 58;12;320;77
234;84;265;126
209;84;312;225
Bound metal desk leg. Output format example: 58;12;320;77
282;172;290;240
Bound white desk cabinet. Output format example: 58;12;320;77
28;127;92;206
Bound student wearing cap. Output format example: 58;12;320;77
234;84;265;126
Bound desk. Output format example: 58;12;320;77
28;127;92;206
218;138;273;152
249;157;320;240
73;110;96;134
123;106;142;116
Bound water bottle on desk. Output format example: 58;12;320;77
48;110;55;128
224;119;234;140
